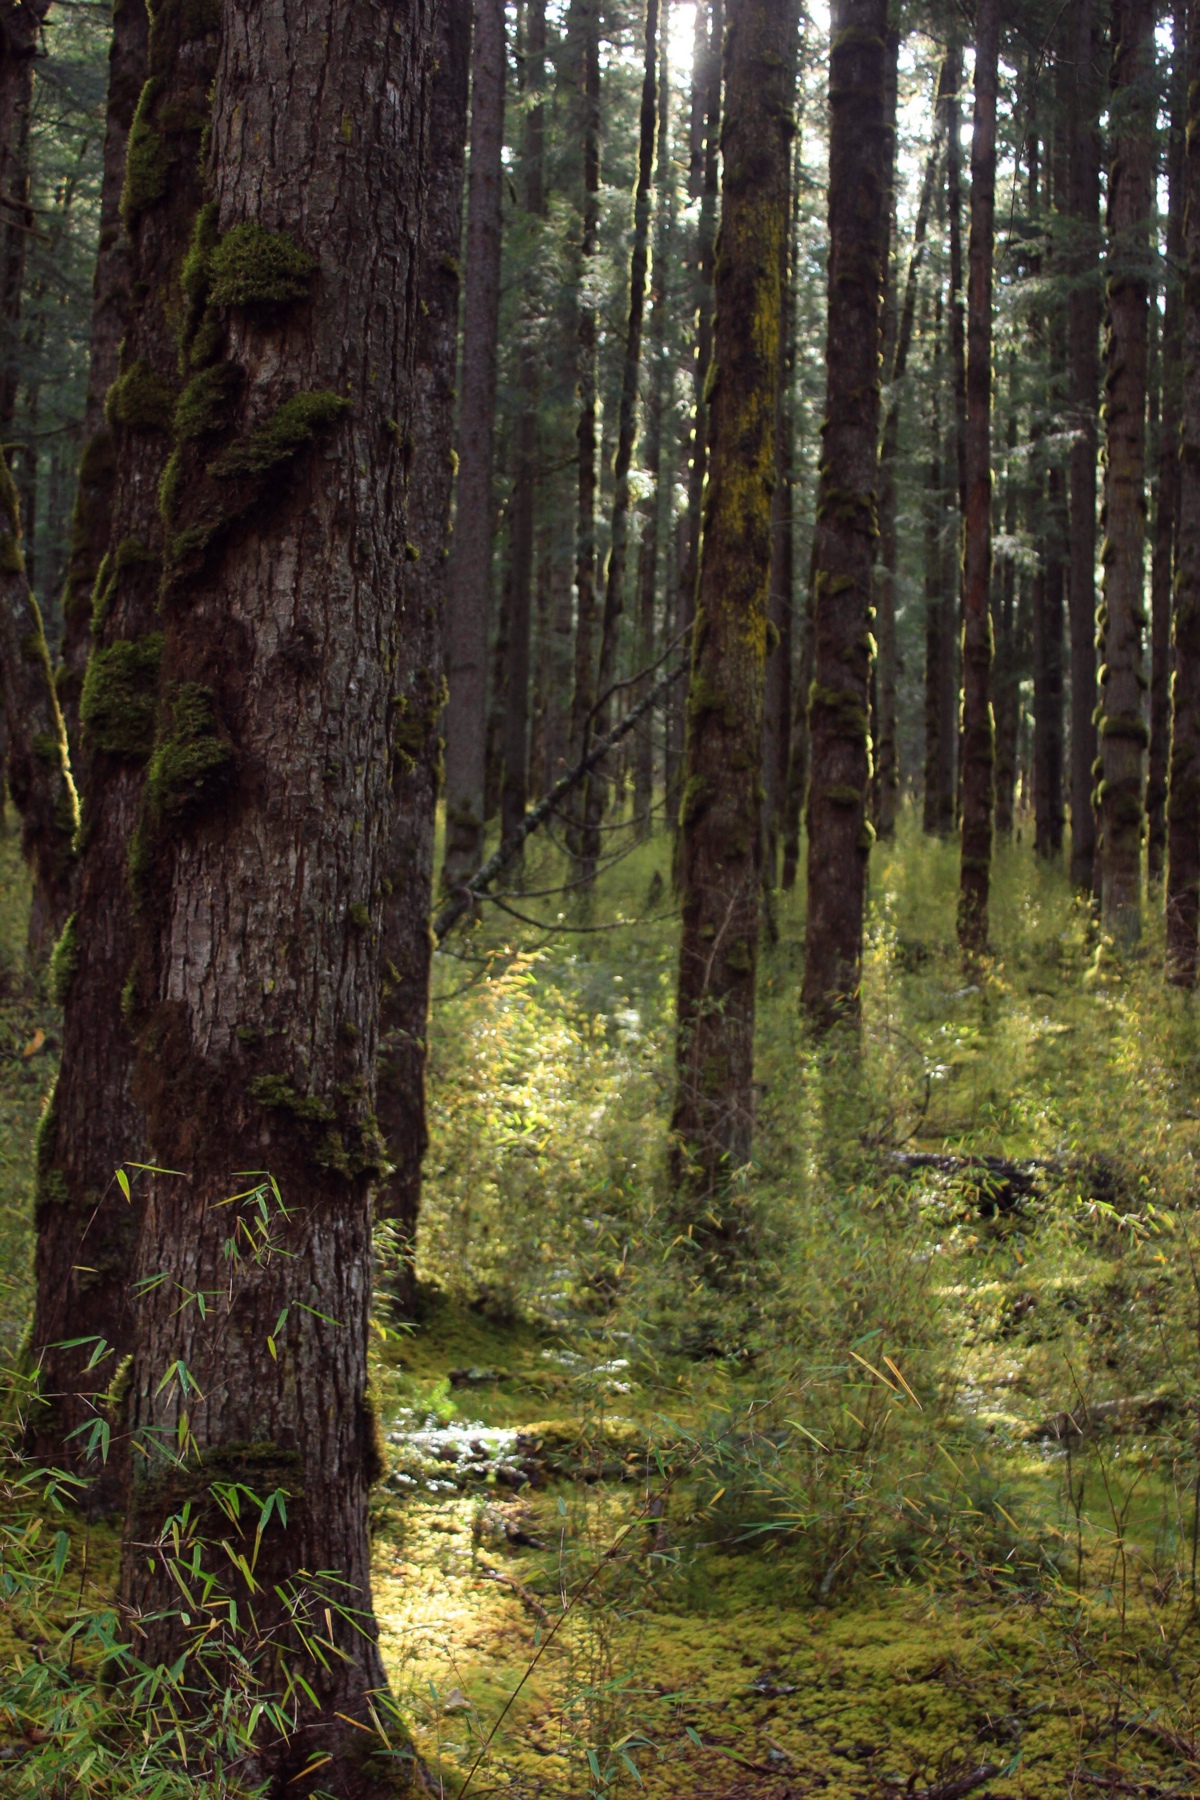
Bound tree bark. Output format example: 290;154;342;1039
763;25;802;886
802;0;889;1024
500;0;546;856
442;0;505;889
668;0;721;830
1097;0;1154;944
871;26;899;838
115;0;434;1784
1148;3;1185;884
376;0;470;1318
0;0;45;442
957;0;998;954
27;0;218;1503
671;0;790;1204
993;379;1020;838
923;286;945;835
877;131;938;842
1068;0;1103;892
780;561;813;889
1167;0;1200;980
57;0;148;756
580;0;660;878
634;0;672;841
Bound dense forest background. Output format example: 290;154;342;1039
4;0;1200;1797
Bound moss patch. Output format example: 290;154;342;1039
207;223;316;309
208;390;349;479
79;634;164;759
145;682;233;816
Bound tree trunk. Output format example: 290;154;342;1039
870;26;899;837
780;562;814;889
922;286;945;835
501;0;547;856
565;0;602;860
58;0;148;756
993;383;1020;837
0;2;42;443
634;0;672;841
957;0;998;954
27;0;219;1502
763;28;802;886
376;0;469;1319
671;0;790;1205
1097;0;1154;944
668;0;721;830
442;0;505;890
580;0;659;878
1068;0;1103;891
802;0;889;1023
942;43;968;523
877;132;938;843
115;0;434;1784
1167;0;1200;980
1148;4;1185;884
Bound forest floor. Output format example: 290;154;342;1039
4;802;1200;1796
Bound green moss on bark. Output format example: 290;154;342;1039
79;633;164;758
208;390;350;479
145;682;233;815
207;223;316;308
105;359;176;432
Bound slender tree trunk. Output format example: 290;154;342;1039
1068;0;1102;891
1148;5;1185;883
763;30;803;886
957;0;998;954
567;0;601;828
0;3;42;443
27;0;218;1502
116;0;434;1783
671;0;790;1205
877;133;938;842
870;26;899;837
57;0;147;756
923;288;945;835
1167;0;1200;978
993;383;1020;836
376;0;469;1318
1097;0;1154;943
634;0;672;839
780;565;814;889
942;44;968;523
501;0;546;855
802;0;889;1022
669;0;721;830
443;0;505;889
580;0;660;878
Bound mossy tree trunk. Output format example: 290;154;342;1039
58;0;149;756
801;0;889;1023
763;25;802;889
376;0;469;1319
442;0;505;891
580;0;659;879
1097;0;1154;944
634;0;673;840
1067;0;1103;892
956;0;999;954
26;0;218;1506
500;0;547;858
1148;0;1185;884
0;0;45;441
115;0;434;1785
668;0;721;830
670;0;790;1206
1166;0;1200;980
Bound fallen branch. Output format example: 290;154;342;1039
433;655;687;942
474;1561;549;1623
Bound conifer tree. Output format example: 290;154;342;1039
957;0;999;953
802;0;889;1021
106;0;436;1780
1167;0;1200;979
443;0;505;890
672;0;791;1201
1097;0;1154;942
